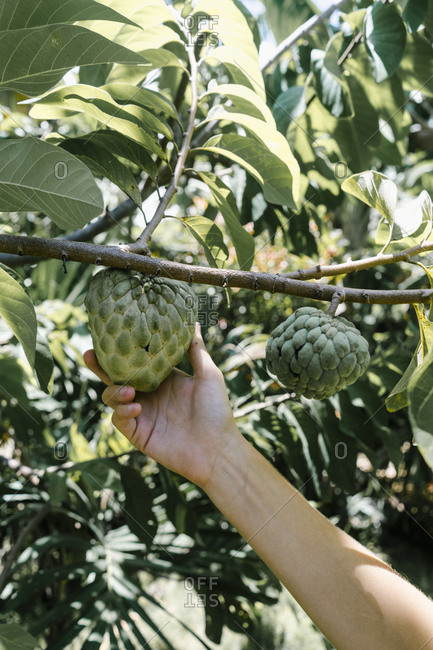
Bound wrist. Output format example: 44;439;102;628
199;428;253;497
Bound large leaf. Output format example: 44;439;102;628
0;267;37;369
59;138;142;205
34;336;54;394
30;85;168;157
311;34;354;118
342;171;397;225
364;2;407;82
192;0;265;99
204;107;300;202
201;133;300;208
273;87;307;134
398;34;433;97
79;0;184;73
402;0;429;33
51;130;157;180
182;215;229;268
101;83;177;120
120;466;158;546
201;83;274;123
387;305;433;411
204;46;265;101
197;172;255;270
392;190;433;240
0;24;150;95
0;623;36;650
0;0;139;29
409;350;433;469
0;138;104;229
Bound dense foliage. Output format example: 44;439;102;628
0;0;433;647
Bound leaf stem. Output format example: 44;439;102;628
130;40;200;252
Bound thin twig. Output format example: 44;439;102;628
261;0;351;73
0;502;51;595
130;41;200;252
0;234;432;304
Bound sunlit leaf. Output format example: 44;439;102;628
197;171;255;270
342;171;397;225
0;267;37;369
364;2;407;82
0;0;139;29
0;25;149;95
182;215;229;268
0;138;104;229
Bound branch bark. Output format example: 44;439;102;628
261;0;351;73
0;234;432;304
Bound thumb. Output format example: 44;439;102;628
188;322;219;380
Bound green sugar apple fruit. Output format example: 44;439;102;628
266;306;370;400
85;268;198;392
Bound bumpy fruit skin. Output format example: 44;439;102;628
85;268;198;392
266;307;370;400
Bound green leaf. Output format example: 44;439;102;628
193;0;264;98
311;34;354;118
0;623;36;650
0;267;37;369
0;24;150;96
387;305;433;411
79;1;184;74
197;172;255;270
409;350;433;469
402;0;428;33
386;351;418;411
0;138;104;229
364;2;407;82
120;466;158;546
204;46;265;101
392;190;433;240
182;215;229;268
0;0;139;29
58;130;157;181
398;34;433;97
35;336;54;394
0;355;30;403
342;171;397;225
59;139;142;205
102;83;177;120
201;83;274;123
30;85;168;158
201;132;300;209
273;87;307;134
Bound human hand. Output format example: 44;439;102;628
83;323;241;488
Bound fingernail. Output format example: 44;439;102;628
119;387;130;397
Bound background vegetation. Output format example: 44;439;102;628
0;0;432;648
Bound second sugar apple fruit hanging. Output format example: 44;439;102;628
266;307;370;400
85;268;198;392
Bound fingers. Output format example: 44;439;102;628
102;384;136;408
83;349;113;386
112;408;140;440
188;322;221;380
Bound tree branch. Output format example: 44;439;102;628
284;242;433;280
261;0;351;73
0;234;432;304
130;41;200;252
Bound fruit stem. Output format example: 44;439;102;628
327;289;346;317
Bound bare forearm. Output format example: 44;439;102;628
203;430;433;650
